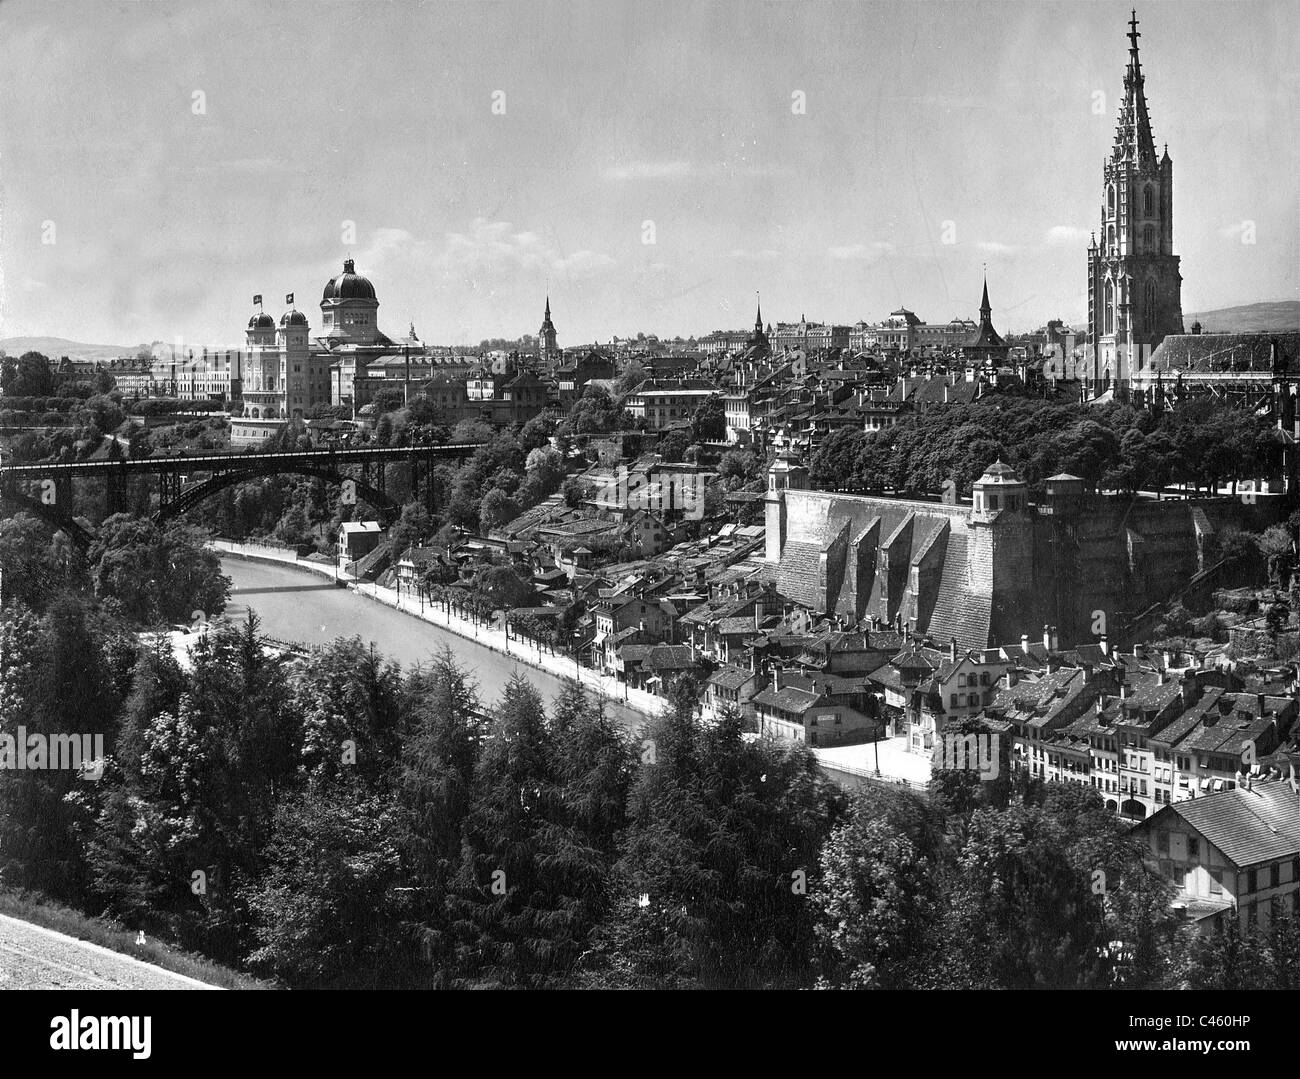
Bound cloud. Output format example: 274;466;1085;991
828;241;895;261
1218;221;1254;240
604;161;695;181
603;160;782;182
437;218;614;278
1046;225;1091;245
974;241;1017;255
728;248;779;261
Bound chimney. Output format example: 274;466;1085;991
755;606;762;630
949;637;957;662
639;619;646;633
1119;684;1128;700
1021;633;1030;655
1099;634;1109;657
1050;626;1059;652
1258;693;1266;717
773;667;782;691
1042;624;1051;651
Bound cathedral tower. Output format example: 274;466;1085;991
1087;11;1184;392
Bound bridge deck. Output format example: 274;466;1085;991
0;442;487;480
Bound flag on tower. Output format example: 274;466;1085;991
285;292;294;305
253;294;262;306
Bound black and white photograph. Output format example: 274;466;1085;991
0;0;1297;1043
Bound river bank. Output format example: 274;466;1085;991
211;540;664;727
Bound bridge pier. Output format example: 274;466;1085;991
105;466;127;517
53;477;72;517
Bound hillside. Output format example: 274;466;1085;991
1184;300;1300;334
0;336;140;363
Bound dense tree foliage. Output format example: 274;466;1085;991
810;396;1278;498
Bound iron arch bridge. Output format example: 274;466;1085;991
0;442;485;547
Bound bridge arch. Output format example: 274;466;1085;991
155;463;401;524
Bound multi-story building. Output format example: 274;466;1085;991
624;382;716;431
230;304;329;445
1135;782;1300;933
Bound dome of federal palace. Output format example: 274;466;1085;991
322;258;376;301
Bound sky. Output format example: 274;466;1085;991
0;0;1296;349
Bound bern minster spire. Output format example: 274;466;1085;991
1115;9;1157;166
1087;9;1184;396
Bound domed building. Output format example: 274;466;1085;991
320;258;382;345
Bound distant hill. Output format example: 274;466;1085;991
1183;301;1300;334
0;337;142;363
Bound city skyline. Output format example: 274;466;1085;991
0;0;1295;348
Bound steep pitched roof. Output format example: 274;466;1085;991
1145;781;1300;868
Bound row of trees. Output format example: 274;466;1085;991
810;396;1280;498
1;588;1290;988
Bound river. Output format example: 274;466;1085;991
219;556;654;729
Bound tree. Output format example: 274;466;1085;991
88;515;229;626
478;564;534;611
478;488;520;533
395;648;485;977
813;791;938;988
243;784;403;986
690;395;725;442
386;502;434;558
0;597;119;900
593;695;841;988
294;637;404;790
561;475;590;509
446;676;604;987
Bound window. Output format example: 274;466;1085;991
1188;837;1199;860
1209;869;1223;895
1144;225;1155;249
1272;864;1281;888
1247;869;1258;893
1144;186;1153;215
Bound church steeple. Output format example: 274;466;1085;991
1087;10;1184;396
538;294;559;368
1114;9;1157;167
979;273;991;321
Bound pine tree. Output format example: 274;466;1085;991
395;647;484;978
446;675;604;987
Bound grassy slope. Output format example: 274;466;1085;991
0;889;276;990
